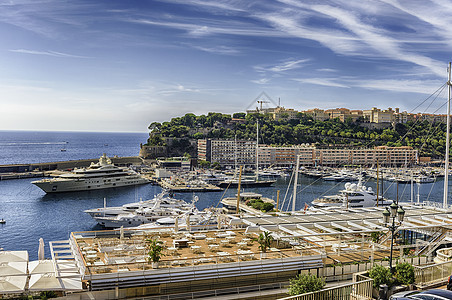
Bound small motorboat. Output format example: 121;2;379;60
0;219;6;224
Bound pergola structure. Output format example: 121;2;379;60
238;204;452;262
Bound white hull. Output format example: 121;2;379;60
33;176;148;193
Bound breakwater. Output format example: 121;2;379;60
0;156;146;180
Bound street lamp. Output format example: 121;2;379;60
382;202;405;274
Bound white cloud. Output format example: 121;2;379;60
293;78;350;88
10;49;90;58
251;78;270;85
190;45;240;55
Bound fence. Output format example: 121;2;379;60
278;279;373;300
415;259;452;286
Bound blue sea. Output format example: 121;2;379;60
0;130;450;260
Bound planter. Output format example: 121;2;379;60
260;252;267;259
152;261;159;269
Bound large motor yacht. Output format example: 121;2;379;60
311;180;392;209
32;154;149;193
84;192;185;218
86;193;213;228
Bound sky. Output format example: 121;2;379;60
1;0;452;132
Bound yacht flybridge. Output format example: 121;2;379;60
311;180;393;209
32;154;149;193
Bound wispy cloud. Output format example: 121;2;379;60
352;79;444;95
251;78;270;85
189;45;240;55
317;68;337;72
10;49;90;58
254;0;446;77
293;75;444;95
254;59;310;74
130;18;285;38
270;59;310;72
293;78;350;88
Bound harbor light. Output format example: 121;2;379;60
382;202;405;274
382;208;390;224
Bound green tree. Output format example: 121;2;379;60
233;112;246;119
40;291;57;299
198;160;211;168
395;262;415;285
257;231;273;253
147;239;165;266
368;265;392;288
288;273;326;295
370;231;383;243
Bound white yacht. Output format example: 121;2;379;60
86;193;200;228
32;154;149;193
311;181;392;209
84;192;186;218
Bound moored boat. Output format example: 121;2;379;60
32;154;149;193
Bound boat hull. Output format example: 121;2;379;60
218;180;275;188
32;177;149;193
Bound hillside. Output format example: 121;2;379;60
146;112;447;159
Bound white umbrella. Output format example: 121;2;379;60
28;273;82;292
174;217;178;232
185;215;191;232
0;276;27;293
0;251;28;263
217;215;222;230
119;226;124;241
0;262;27;276
28;260;54;275
38;238;45;261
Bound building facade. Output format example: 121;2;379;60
198;140;418;167
198;139;257;167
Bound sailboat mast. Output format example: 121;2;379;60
234;135;237;173
292;155;300;212
256;120;259;181
444;62;451;209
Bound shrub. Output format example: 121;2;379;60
288;273;326;295
395;262;415;285
368;265;392;288
261;202;274;212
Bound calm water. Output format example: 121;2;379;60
0;131;450;260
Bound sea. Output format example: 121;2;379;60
0;130;450;260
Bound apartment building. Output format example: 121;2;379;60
198;139;257;167
246;106;299;121
198;140;418;167
303;108;329;121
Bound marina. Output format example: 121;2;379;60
1;131;452;298
1;203;450;297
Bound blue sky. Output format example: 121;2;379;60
1;0;451;132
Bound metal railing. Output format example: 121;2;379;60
415;259;452;286
278;279;373;300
